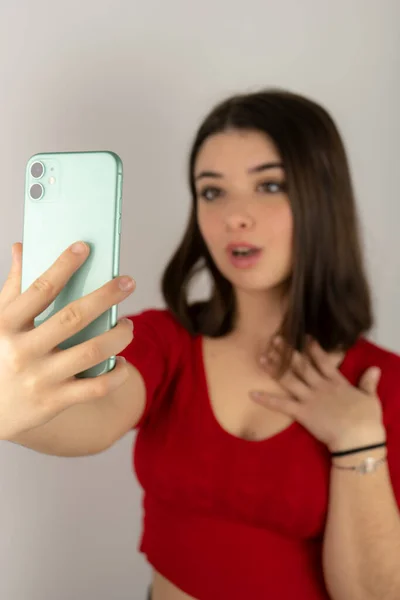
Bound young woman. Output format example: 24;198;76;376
2;89;400;600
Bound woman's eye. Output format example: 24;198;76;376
199;187;221;202
258;181;285;194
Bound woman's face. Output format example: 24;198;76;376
195;129;293;294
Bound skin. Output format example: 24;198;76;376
1;129;382;598
196;128;293;349
153;129;298;599
154;129;384;598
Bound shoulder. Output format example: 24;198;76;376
348;335;400;373
128;307;182;329
123;307;192;357
341;335;400;376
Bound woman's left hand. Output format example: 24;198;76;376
249;336;386;452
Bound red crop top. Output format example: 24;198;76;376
120;308;400;599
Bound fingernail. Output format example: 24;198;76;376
118;356;127;363
71;242;88;254
119;277;134;291
11;244;21;265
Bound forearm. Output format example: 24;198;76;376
322;446;400;600
8;399;114;457
7;364;144;457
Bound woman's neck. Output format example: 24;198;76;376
229;286;288;351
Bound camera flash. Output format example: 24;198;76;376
48;176;56;185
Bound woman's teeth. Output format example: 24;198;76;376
232;248;258;256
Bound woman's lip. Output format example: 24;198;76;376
227;248;263;269
226;243;262;251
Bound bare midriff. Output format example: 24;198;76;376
151;570;197;600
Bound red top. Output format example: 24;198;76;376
120;308;400;600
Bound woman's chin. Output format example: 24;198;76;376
226;272;286;294
214;257;291;294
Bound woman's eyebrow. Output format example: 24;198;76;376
248;162;284;174
194;162;284;181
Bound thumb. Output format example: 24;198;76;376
359;366;381;394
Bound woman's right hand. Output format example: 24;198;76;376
0;241;135;441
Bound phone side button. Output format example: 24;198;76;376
117;215;121;235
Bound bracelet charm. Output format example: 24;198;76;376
332;455;387;475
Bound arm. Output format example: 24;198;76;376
8;363;146;457
322;445;400;600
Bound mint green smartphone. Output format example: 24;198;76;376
21;151;123;378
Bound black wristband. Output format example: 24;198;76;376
331;441;387;457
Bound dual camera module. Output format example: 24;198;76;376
29;161;46;200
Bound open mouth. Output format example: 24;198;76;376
226;245;263;268
231;247;260;257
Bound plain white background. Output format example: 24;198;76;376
0;1;399;598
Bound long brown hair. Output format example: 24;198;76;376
161;88;373;376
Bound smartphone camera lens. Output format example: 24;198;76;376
30;183;44;200
30;161;44;179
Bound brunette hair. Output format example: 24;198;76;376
161;88;373;376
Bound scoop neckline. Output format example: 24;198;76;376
195;334;301;446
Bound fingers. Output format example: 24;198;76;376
23;276;135;358
250;389;301;418
269;344;321;388
54;355;131;408
1;242;91;331
303;338;345;378
0;243;23;310
279;369;310;401
262;339;318;400
33;318;134;384
264;336;345;383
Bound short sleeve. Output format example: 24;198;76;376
378;354;400;509
118;308;184;429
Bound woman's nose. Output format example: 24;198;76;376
225;211;255;231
